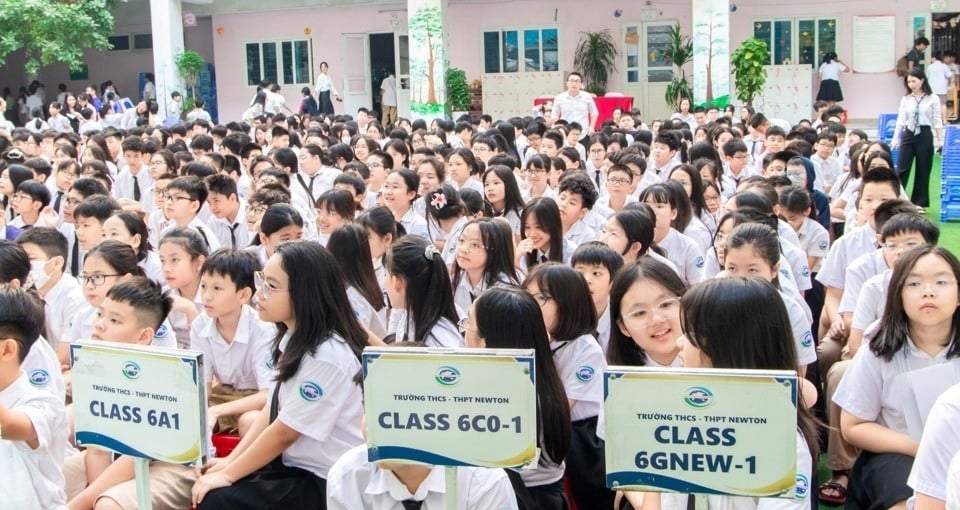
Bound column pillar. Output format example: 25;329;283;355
407;0;447;122
149;0;186;117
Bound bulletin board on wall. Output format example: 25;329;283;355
852;15;896;73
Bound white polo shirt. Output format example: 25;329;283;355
839;250;888;314
551;334;605;422
22;336;66;401
564;219;596;246
551;91;598;129
40;275;85;350
0;372;68;510
795;217;830;273
852;271;893;332
190;305;276;390
275;332;364;479
346;286;387;339
818;225;878;289
909;382;960;502
658;228;704;286
327;444;518;510
393;314;463;348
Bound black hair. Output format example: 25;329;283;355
73;194;121;223
451;217;519;292
327;224;385;311
316;189;356;221
107;210;152;261
482;164;525;216
0;240;30;284
521;197;564;269
612;207;659;258
0;284;44;362
159;227;209;261
557;172;598;210
667;163;707;219
725;223;781;274
879;212;939;244
384;236;459;343
15;227;68;272
105;277;173;330
252;204;304;247
357;205;402;241
472;286;570;463
447;148;481;177
16;179;51;208
608;257;687;366
523;262;598;341
571;241;624;277
84;240;145;278
458;188;490;217
271;241;368;381
201;248;261;296
206;174;239;200
778;185;814;219
167;175;209;208
903;67;933;96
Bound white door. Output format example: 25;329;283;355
395;33;411;119
622;21;676;123
342;34;371;117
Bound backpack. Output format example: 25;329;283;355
895;55;910;77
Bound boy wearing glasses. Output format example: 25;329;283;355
0;286;69;508
161;176;220;251
9;179;51;228
596;164;637;214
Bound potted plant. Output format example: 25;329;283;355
663;24;693;110
445;67;471;119
573;30;618;96
731;38;770;108
174;50;205;111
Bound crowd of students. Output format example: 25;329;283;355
0;74;956;510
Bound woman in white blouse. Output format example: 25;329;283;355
892;67;943;208
314;61;341;115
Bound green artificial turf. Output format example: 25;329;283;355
905;154;960;255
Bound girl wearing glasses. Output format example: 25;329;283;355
521;155;556;202
451;217;519;317
192;241;368;508
834;246;960;510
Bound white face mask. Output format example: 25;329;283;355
30;259;51;289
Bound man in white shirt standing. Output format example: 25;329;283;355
380;71;398;126
928;52;953;124
551;72;598;135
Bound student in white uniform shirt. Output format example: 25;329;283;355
595;165;638;216
382;169;429;240
101;210;165;284
521;155;558;203
522;263;607;510
315;189;355;247
161;176;220;252
641;185;703;286
909;382;960;510
112;137;154;213
158;228;209;349
780;187;831;275
462;287;572;510
384;236;463;347
192;241;366;507
834;246;960;510
327;224;389;339
599;207;683;281
572;242;624;355
648;132;682;178
450;218;521;316
558;173;599;246
484;165;525;237
245;203;305;266
14;228;85;349
423;185;470;267
516;198;577;277
0;286;69;510
206;175;251;250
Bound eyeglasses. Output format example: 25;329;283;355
11;193;32;202
607;178;631;186
704;195;721;203
254;271;288;299
367;162;384;169
472;147;490;154
522;168;547;175
78;273;122;287
457;239;486;252
65;197;82;206
882;241;924;253
904;278;957;292
732;154;749;160
621;297;681;328
249;205;268;215
163;193;193;203
149;160;166;167
457;317;475;335
589;149;606;154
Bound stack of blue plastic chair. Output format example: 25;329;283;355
876;113;900;165
941;124;960;222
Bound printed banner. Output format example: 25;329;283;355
363;347;537;468
692;0;730;107
70;341;207;466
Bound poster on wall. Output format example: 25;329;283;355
408;0;446;121
692;0;730;108
852;16;896;73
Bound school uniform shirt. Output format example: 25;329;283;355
779;291;817;366
594;195;637;217
22;336;66;401
948;454;960;509
852;270;893;333
517;238;578;277
811;154;842;192
521;186;558;203
440;216;469;267
564;219;596;246
346;286;387;340
584;206;612;232
551;334;605;421
780;241;812;293
162;216;220;253
190;305;276;391
147;209;169;252
394;315;464;347
400;208;430;240
682;217;712;253
632;171;662;200
208;204;251;250
551;91;598;129
496;209;522;237
658;228;703;286
41;275;85;350
112;167;154;212
139;251;164;285
66;305;179;349
839;250;888;315
453;272;517;320
795;217;830;273
659;432;813;510
817;224;879;290
597;305;612;355
648;251;684;281
909;383;960;502
455;178;484;194
0;371;68;510
327;444;518;510
245;244;268;266
834;335;956;436
166;289;203;350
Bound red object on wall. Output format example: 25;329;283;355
533;96;634;125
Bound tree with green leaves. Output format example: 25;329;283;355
408;5;444;105
731;38;770;108
0;0;117;75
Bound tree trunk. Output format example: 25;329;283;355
426;32;437;104
705;21;714;102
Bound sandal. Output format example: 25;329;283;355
818;481;847;506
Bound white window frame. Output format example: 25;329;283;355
481;26;560;74
244;39;313;87
752;17;839;67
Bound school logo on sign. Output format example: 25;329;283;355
122;361;141;380
299;381;323;401
684;386;714;408
576;365;595;382
29;369;49;386
435;366;461;386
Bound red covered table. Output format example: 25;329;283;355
533;96;634;125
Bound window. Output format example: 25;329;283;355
108;35;130;52
483;28;559;74
753;18;838;66
245;39;312;86
133;34;153;50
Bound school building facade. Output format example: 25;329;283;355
0;0;949;125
